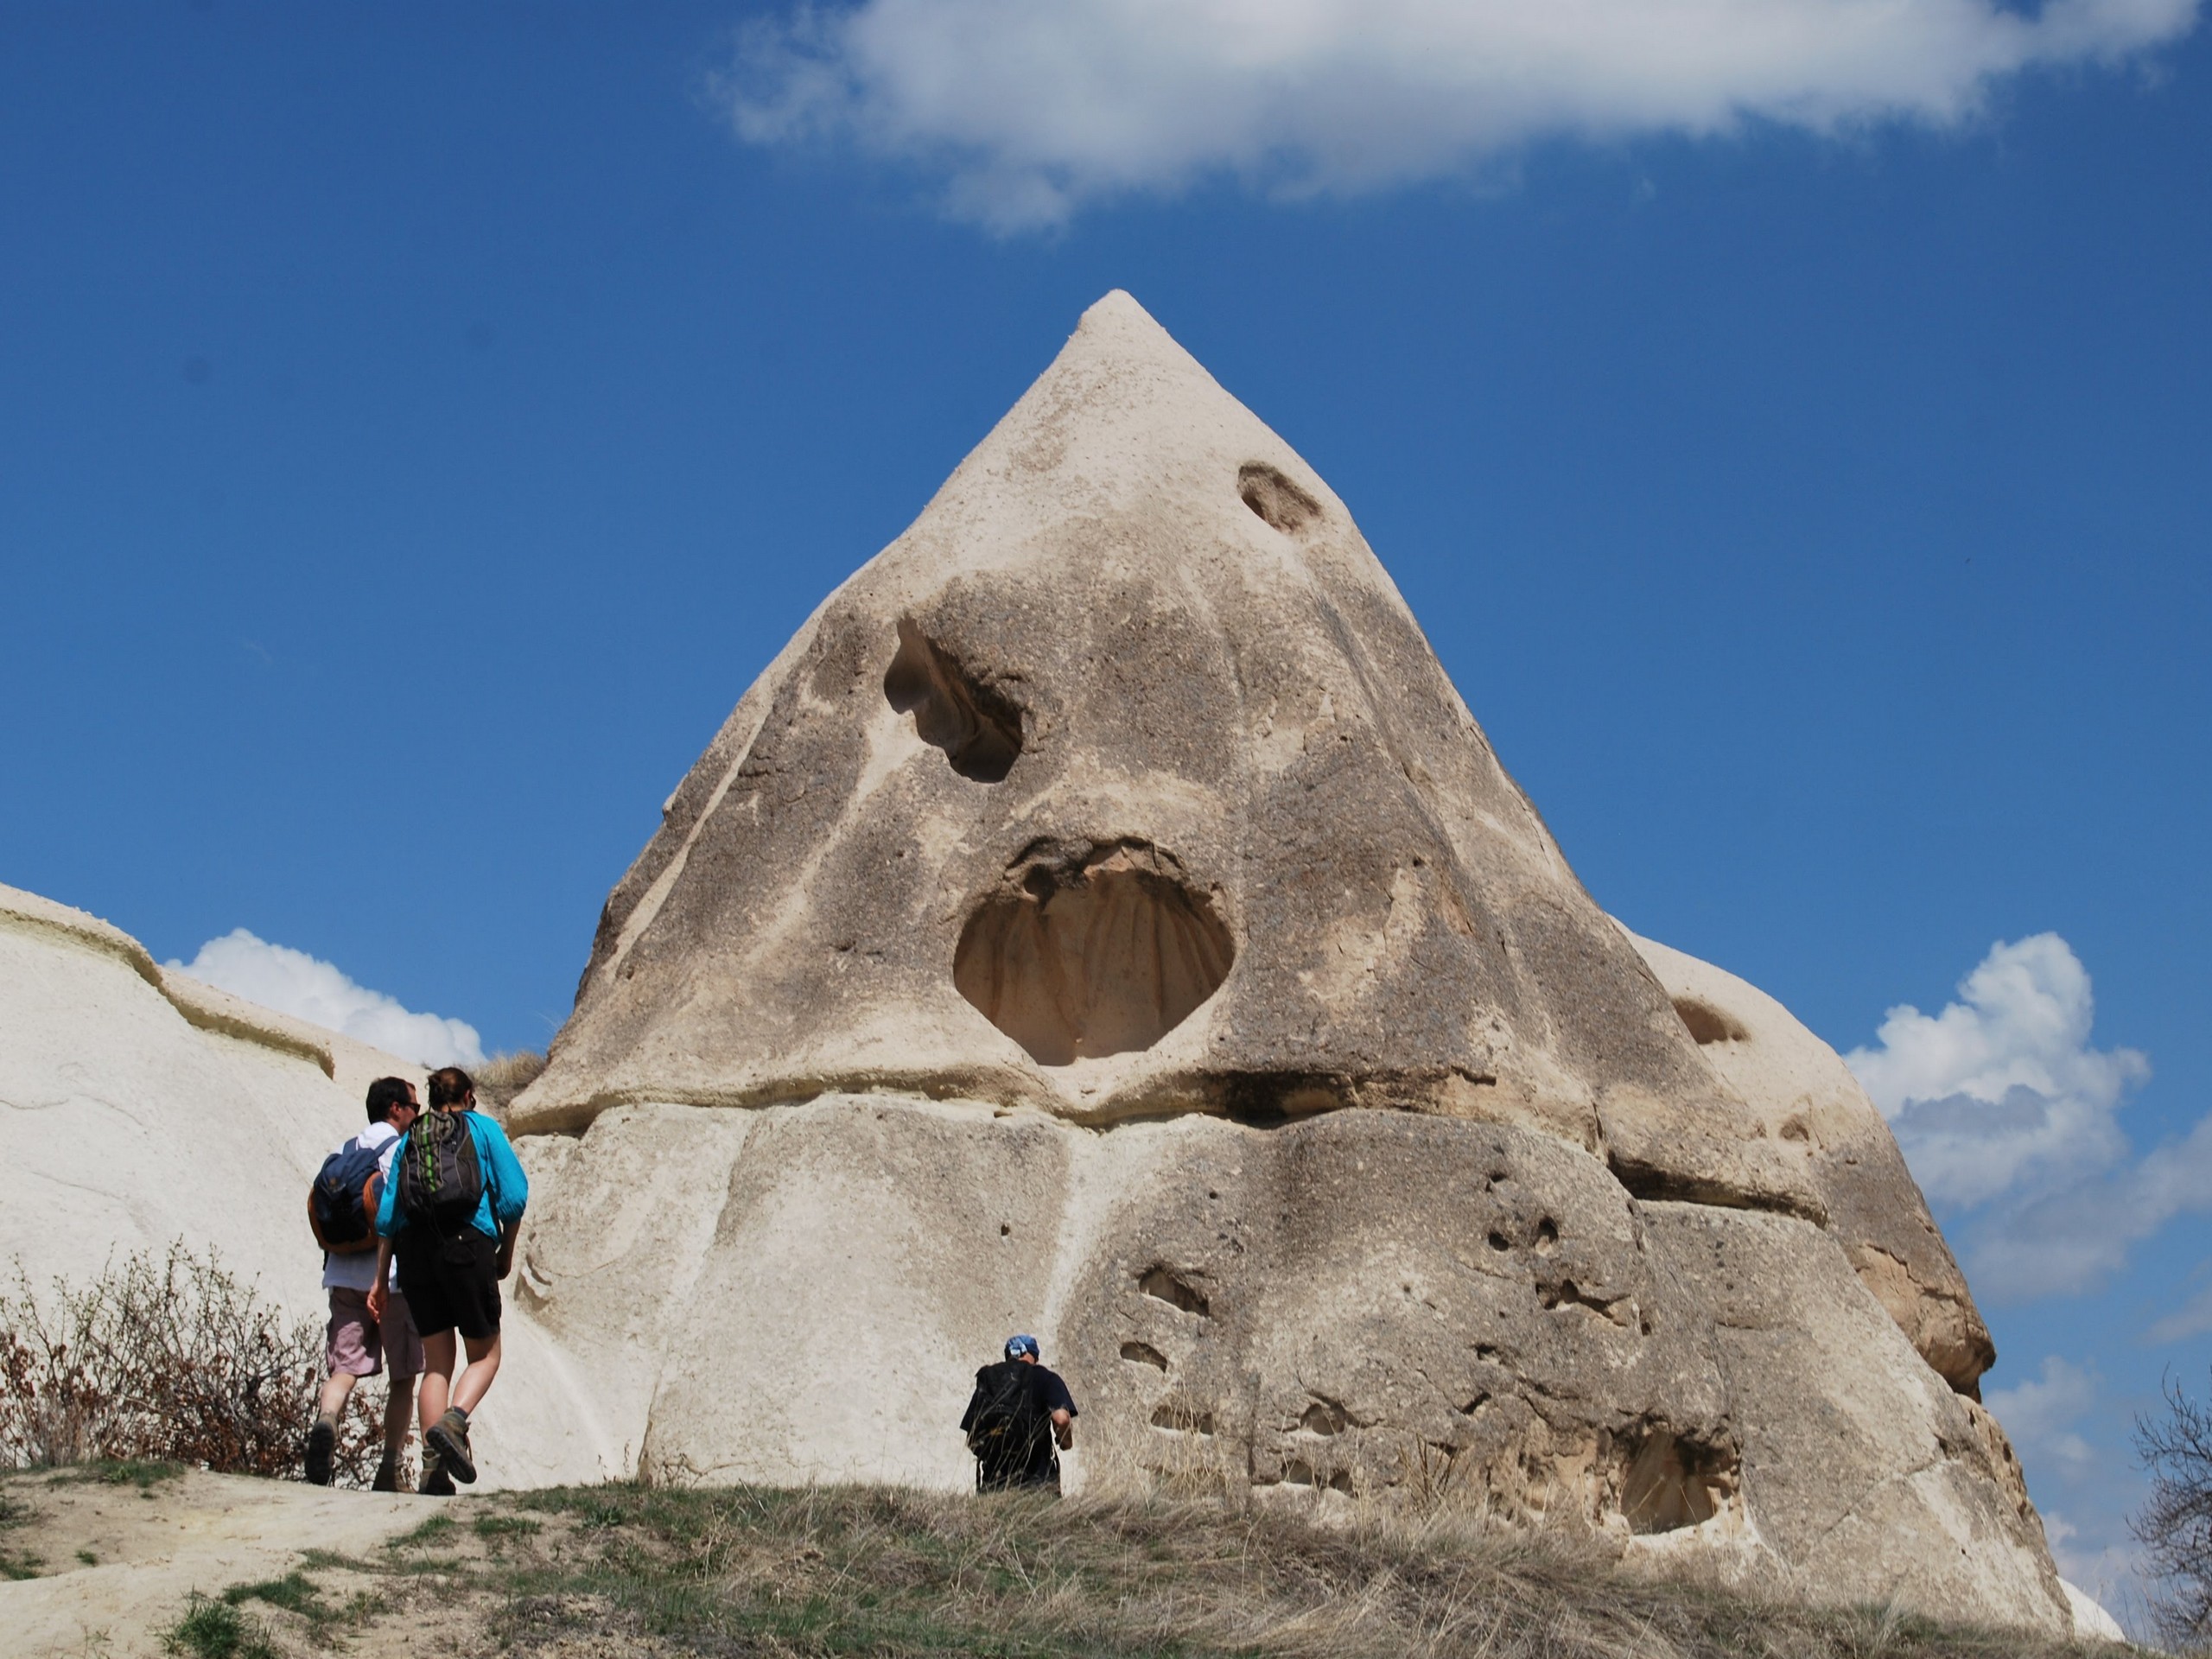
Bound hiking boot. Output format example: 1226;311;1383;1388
371;1452;400;1492
418;1459;454;1497
304;1414;337;1486
425;1408;477;1485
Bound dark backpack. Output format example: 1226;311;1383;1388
308;1136;385;1254
395;1109;486;1233
966;1360;1046;1483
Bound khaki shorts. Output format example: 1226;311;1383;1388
326;1287;425;1381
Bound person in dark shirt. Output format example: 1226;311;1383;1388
960;1334;1077;1492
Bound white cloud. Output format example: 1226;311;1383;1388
719;0;2201;227
2146;1274;2212;1344
1986;1355;2101;1481
1966;1111;2212;1301
1844;934;2212;1305
1847;933;2149;1208
164;929;485;1069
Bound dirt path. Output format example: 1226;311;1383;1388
1;1466;434;1657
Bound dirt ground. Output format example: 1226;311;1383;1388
0;1465;443;1657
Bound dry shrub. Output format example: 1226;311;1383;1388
0;1243;384;1484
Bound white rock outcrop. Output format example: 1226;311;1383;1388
0;882;613;1491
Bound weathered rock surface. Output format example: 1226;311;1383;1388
0;883;402;1305
494;291;2063;1630
511;291;1818;1224
512;1094;2063;1630
1619;929;1995;1395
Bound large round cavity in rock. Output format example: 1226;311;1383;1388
955;842;1233;1065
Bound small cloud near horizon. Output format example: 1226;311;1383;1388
164;929;485;1069
1847;933;2212;1306
718;0;2202;229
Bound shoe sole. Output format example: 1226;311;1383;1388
425;1419;477;1484
304;1421;335;1486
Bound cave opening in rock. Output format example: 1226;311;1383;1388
955;841;1234;1065
1237;461;1323;536
882;618;1024;782
1619;1428;1737;1534
1672;997;1747;1046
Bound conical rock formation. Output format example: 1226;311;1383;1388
519;291;1808;1216
506;294;2062;1631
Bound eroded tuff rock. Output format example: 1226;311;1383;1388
505;293;2057;1629
513;290;1813;1222
512;1096;2063;1631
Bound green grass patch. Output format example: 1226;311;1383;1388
296;1547;373;1571
471;1513;542;1540
222;1570;321;1614
219;1567;379;1644
73;1459;186;1491
0;1488;41;1580
385;1512;456;1550
76;1547;97;1566
161;1593;278;1659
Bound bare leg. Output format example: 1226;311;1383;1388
417;1332;457;1433
384;1376;417;1457
451;1332;502;1414
316;1370;359;1421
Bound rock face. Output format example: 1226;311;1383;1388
0;883;617;1493
515;290;1813;1236
502;293;2063;1629
0;883;406;1303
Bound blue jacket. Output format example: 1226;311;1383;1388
375;1110;530;1243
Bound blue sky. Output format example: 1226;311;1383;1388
3;1;2208;1615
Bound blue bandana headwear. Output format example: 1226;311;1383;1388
1005;1334;1039;1361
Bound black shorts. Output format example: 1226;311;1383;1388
395;1226;502;1343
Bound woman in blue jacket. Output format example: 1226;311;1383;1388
367;1065;528;1493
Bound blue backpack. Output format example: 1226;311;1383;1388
308;1136;385;1254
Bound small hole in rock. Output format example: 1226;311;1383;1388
883;619;1023;783
1672;998;1748;1046
1237;462;1323;536
957;840;1234;1065
1486;1231;1510;1253
1299;1402;1348;1437
1535;1218;1558;1253
999;1223;1011;1236
1151;1403;1216;1436
1139;1266;1211;1317
1120;1341;1169;1370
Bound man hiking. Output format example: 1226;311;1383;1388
367;1065;528;1494
305;1076;423;1491
961;1334;1077;1493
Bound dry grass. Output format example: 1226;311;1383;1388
323;1480;2139;1658
473;1049;548;1119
